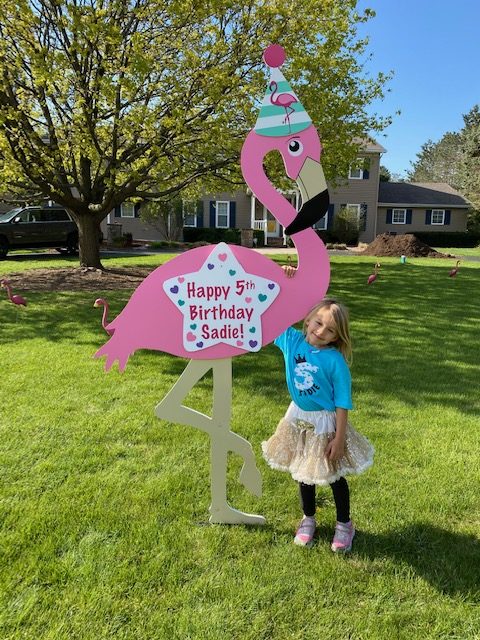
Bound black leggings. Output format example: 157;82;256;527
299;478;350;523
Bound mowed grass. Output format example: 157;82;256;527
435;246;480;258
1;254;479;640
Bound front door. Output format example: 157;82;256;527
265;208;280;238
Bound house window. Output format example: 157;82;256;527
346;204;361;218
314;212;328;230
183;201;197;227
392;208;406;224
431;209;445;225
349;159;364;180
121;203;135;218
216;201;230;228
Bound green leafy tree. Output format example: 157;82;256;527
140;198;184;242
0;0;392;268
408;132;463;188
459;105;480;210
379;164;391;182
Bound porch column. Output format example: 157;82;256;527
250;193;256;228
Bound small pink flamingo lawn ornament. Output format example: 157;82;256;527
367;263;381;285
95;45;331;524
449;260;461;278
1;279;27;307
93;298;114;336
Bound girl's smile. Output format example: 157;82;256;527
305;307;338;347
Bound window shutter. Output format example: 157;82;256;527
386;208;392;224
425;209;432;224
327;203;335;229
406;209;412;224
209;201;215;228
229;201;236;228
445;210;451;225
134;204;140;218
114;206;121;218
196;200;204;228
360;204;367;231
362;158;370;179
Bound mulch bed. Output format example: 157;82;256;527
361;233;453;258
1;234;456;293
1;266;154;293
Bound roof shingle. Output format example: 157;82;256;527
378;182;470;207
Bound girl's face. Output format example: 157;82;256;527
305;307;338;348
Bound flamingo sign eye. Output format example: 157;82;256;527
287;139;303;156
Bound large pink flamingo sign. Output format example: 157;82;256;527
163;243;279;353
95;44;331;525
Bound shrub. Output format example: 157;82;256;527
111;233;133;248
182;227;265;246
412;231;480;248
332;207;360;245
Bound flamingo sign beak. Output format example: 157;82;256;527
285;158;329;235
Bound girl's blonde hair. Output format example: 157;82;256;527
303;298;353;365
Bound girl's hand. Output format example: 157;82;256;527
282;265;297;278
325;437;345;461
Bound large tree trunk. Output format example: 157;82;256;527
75;213;104;269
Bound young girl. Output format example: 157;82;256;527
262;284;374;551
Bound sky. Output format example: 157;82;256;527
356;0;480;178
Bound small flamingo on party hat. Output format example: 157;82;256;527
448;260;461;278
1;279;27;307
94;298;114;336
367;263;381;285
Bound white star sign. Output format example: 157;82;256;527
163;243;280;353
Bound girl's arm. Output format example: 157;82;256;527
325;408;348;460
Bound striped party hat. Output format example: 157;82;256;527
254;44;312;137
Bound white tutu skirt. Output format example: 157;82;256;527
262;403;374;486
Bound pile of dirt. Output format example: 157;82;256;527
361;233;452;258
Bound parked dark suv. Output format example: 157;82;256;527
0;205;78;258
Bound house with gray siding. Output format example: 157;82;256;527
102;140;470;244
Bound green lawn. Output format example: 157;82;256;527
1;254;479;639
434;246;480;258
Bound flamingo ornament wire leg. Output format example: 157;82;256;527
155;358;265;525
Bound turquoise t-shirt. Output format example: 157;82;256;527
274;327;353;412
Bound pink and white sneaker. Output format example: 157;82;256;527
331;521;355;553
294;516;316;547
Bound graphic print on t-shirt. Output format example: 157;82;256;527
293;354;319;394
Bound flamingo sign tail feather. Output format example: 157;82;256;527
95;338;131;373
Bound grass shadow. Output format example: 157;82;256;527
347;523;480;599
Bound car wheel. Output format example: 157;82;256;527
0;236;9;259
66;233;79;255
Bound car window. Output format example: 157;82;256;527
43;209;70;222
32;209;47;222
18;209;41;222
0;208;22;221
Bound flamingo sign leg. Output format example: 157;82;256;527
155;358;265;525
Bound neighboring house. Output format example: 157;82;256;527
376;182;470;236
100;140;469;244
